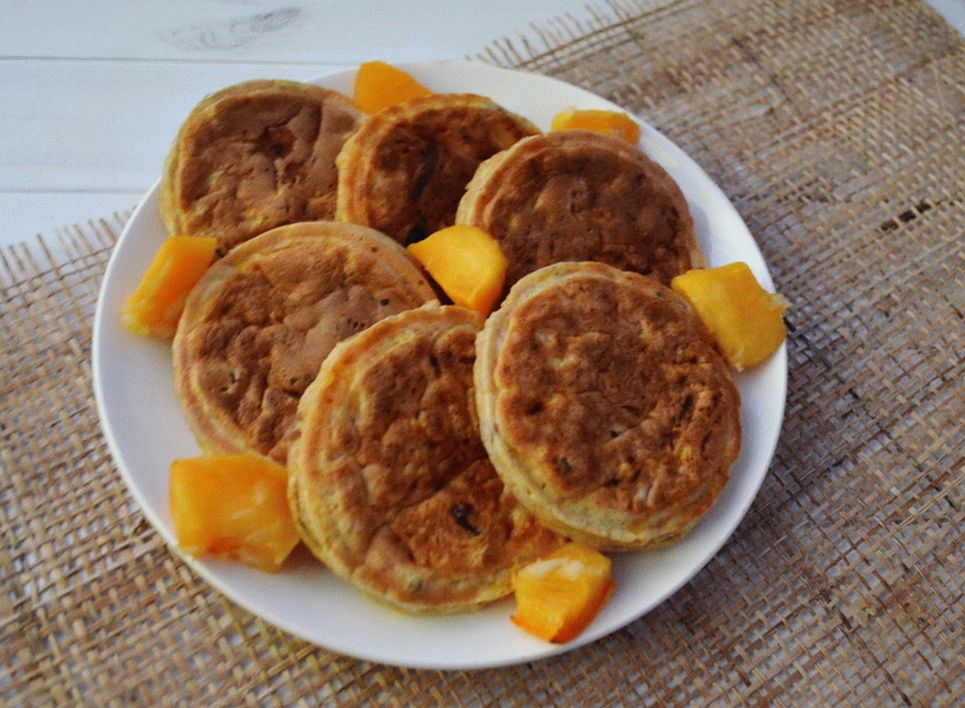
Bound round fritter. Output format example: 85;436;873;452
160;80;365;255
457;130;703;292
475;261;740;550
172;221;436;464
289;304;561;613
335;93;538;245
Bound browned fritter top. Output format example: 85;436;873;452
490;262;739;531
458;130;702;292
161;80;364;255
336;94;538;245
173;222;436;463
290;305;560;611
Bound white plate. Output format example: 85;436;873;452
92;61;786;670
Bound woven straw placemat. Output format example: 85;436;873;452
2;0;962;704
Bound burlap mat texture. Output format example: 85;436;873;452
1;0;961;703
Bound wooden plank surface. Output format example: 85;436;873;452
1;0;962;247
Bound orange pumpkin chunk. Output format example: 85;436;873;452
671;261;789;370
354;60;432;114
407;225;508;316
169;454;299;573
122;235;217;339
550;108;641;144
511;543;614;643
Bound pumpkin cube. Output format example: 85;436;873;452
122;235;217;339
407;225;508;316
511;542;614;643
671;261;788;370
169;454;299;573
354;60;432;114
550;108;640;144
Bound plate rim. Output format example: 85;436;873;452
91;59;787;670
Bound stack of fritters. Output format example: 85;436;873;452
166;76;741;613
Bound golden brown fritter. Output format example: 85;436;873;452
335;94;537;245
172;221;436;463
458;130;702;292
289;305;561;612
160;80;364;255
475;261;740;550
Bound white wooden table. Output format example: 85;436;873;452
2;1;962;249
